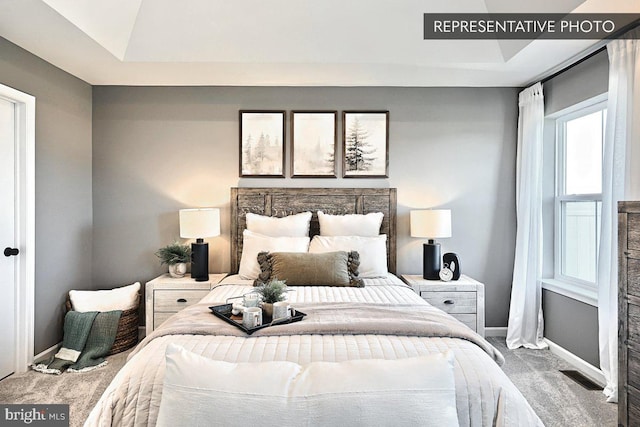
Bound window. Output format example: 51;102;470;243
554;102;606;289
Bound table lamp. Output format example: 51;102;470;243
179;208;221;282
410;209;451;280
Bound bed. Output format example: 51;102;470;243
85;187;543;427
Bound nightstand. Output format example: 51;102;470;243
401;274;485;337
145;273;227;335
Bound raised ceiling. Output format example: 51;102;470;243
0;0;636;86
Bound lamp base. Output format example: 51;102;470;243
191;240;209;282
423;241;441;280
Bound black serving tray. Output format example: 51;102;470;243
209;304;306;335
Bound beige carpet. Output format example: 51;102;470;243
0;349;131;427
0;340;618;426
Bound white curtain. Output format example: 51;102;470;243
507;82;547;350
599;28;640;404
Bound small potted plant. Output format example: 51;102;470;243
155;241;191;278
255;278;287;317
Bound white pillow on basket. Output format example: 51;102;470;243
309;235;388;278
157;344;459;427
69;282;140;312
318;211;383;236
246;211;312;237
238;230;310;280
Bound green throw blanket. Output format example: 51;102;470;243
34;310;122;375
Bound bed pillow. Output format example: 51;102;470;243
69;282;140;312
246;211;312;237
157;344;459;427
238;230;310;280
255;251;363;287
317;210;383;236
309;235;388;278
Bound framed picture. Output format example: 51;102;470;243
291;111;337;178
342;111;389;178
239;111;285;177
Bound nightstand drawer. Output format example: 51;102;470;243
154;289;209;312
452;314;477;330
154;312;174;330
421;291;477;314
402;274;484;337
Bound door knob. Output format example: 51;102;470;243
4;247;19;257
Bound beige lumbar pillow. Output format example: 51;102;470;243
255;251;363;287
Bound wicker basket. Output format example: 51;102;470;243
65;294;140;355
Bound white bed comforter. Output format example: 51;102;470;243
85;275;543;427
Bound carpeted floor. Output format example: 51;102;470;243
0;339;617;426
0;349;131;427
487;337;617;427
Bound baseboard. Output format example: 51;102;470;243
33;342;61;365
543;338;606;387
485;327;508;337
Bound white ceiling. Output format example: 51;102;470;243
0;0;637;86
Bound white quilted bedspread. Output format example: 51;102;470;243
85;275;543;427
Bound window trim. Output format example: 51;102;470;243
548;95;607;297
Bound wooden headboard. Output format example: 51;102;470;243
230;188;397;274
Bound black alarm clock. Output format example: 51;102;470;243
442;253;461;280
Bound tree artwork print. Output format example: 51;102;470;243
343;111;389;178
240;111;285;177
291;111;337;178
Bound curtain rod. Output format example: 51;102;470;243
539;45;606;84
528;19;640;87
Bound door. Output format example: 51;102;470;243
0;97;16;379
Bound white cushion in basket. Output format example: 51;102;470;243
309;235;388;278
156;344;459;427
238;230;310;280
318;210;383;236
246;211;312;237
69;282;140;312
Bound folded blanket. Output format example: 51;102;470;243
130;301;503;365
69;310;122;372
34;310;121;375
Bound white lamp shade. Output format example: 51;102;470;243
410;210;451;239
179;208;221;238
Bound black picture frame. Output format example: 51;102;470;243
239;110;286;178
291;111;337;178
342;111;389;178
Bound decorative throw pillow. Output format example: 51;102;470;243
246;211;312;237
317;211;383;236
255;251;363;287
238;230;310;280
69;282;140;312
156;344;459;427
309;235;388;278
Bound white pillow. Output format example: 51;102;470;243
69;282;140;312
238;230;310;280
246;211;312;237
157;344;459;427
309;235;388;278
318;210;383;236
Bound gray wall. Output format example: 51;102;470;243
543;290;599;366
544;50;609;116
0;37;93;354
92;86;519;327
541;49;609;366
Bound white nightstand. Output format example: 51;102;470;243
401;274;485;337
145;273;227;335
